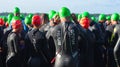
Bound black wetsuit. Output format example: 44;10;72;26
6;31;27;67
99;22;106;35
26;28;51;67
47;22;80;67
105;24;118;67
114;24;120;38
39;23;51;34
86;29;95;67
113;24;120;67
114;37;120;67
25;26;32;33
46;26;56;64
90;21;106;67
0;26;5;67
74;22;96;67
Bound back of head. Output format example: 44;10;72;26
78;14;82;21
59;7;71;19
49;10;56;20
99;14;106;22
25;16;31;25
41;13;49;24
12;20;22;29
80;17;90;29
13;7;20;16
91;16;96;22
111;13;119;21
106;16;111;21
82;11;90;18
0;18;5;26
32;15;42;27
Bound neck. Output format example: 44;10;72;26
12;29;19;34
112;21;117;25
61;17;71;23
33;26;40;29
50;20;55;26
27;25;32;28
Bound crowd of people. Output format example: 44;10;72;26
0;7;120;67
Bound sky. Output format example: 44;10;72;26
0;0;120;14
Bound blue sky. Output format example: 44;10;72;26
0;0;120;14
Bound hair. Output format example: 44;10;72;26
41;13;49;25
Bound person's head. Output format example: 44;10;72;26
25;16;32;27
77;14;82;22
59;7;71;22
106;16;111;25
99;14;106;23
0;18;5;26
79;17;90;29
49;10;56;21
82;11;90;18
48;10;56;26
2;16;8;23
28;14;33;19
20;14;25;20
13;7;20;17
41;13;49;25
32;15;42;28
7;13;14;24
12;20;22;33
5;22;9;28
52;12;60;25
111;13;119;25
71;13;79;23
91;16;96;21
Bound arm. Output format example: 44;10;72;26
114;37;120;67
12;35;19;54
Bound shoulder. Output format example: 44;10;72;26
8;32;17;40
106;25;113;30
115;24;120;29
68;22;78;30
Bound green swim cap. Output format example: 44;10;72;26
91;16;96;22
59;7;71;18
11;16;21;22
1;16;8;22
99;14;106;21
106;16;111;21
82;12;90;18
7;13;14;24
78;14;82;20
14;7;20;13
49;10;56;20
8;13;13;19
20;14;25;19
25;16;31;25
28;14;33;19
111;13;119;21
53;12;59;18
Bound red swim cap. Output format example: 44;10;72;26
12;20;22;29
80;17;90;29
0;18;5;26
32;15;41;26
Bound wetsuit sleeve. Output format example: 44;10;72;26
0;27;4;46
93;24;104;45
41;33;52;61
25;33;32;57
12;35;19;53
69;26;79;51
114;37;120;67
